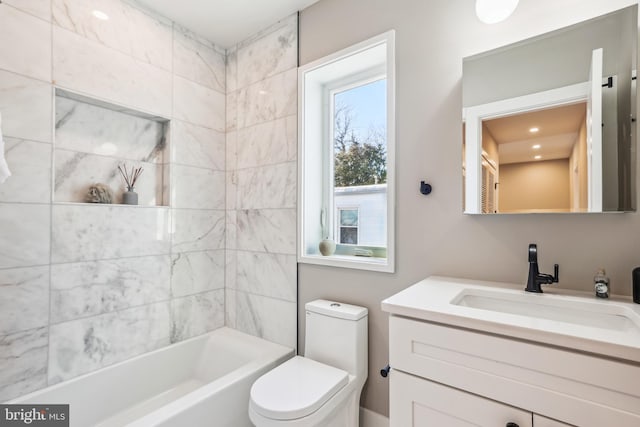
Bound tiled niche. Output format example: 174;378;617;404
54;89;170;206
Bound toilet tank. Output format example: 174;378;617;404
304;300;368;380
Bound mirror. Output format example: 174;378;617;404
463;6;637;214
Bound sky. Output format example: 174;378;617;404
334;78;387;146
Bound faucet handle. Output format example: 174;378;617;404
538;264;560;285
528;244;538;263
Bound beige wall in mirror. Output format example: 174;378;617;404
500;159;570;212
463;5;637;214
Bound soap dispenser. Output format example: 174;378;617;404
594;268;609;298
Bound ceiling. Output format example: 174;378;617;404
134;0;320;48
484;102;587;165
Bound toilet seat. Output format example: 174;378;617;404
250;356;349;420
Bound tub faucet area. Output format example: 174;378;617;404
526;244;559;293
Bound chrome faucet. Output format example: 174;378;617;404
526;244;559;293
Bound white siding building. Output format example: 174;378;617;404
334;184;387;247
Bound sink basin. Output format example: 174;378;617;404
451;288;640;334
381;276;640;362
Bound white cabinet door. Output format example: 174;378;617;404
390;370;533;427
533;414;574;427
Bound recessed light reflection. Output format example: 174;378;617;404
95;142;117;156
475;0;520;24
529;127;539;133
532;144;541;150
92;10;109;20
534;155;542;160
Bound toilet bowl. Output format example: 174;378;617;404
249;300;368;427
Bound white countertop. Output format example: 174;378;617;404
381;276;640;363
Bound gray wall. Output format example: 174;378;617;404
298;0;640;417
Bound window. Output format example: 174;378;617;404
298;31;395;272
337;208;359;244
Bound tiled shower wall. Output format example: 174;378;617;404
0;0;226;400
225;15;299;348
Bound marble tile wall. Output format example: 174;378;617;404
0;0;226;401
0;1;55;399
225;14;299;349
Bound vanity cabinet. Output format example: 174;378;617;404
388;316;640;427
391;370;534;426
533;415;573;427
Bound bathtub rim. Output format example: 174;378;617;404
8;326;294;425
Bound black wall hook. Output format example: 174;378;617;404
380;364;391;378
420;181;432;195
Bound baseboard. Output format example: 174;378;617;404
360;407;389;427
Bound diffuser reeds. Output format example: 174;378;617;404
118;164;143;191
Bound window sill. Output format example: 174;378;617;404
299;253;394;273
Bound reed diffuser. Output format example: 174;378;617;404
118;164;143;205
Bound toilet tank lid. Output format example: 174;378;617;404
305;300;368;321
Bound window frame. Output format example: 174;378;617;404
298;30;395;273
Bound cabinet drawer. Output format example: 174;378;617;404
533;415;574;427
390;370;532;427
389;315;640;427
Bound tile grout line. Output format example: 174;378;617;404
235;158;297;172
49;288;225;328
231;44;240;329
1;1;50;24
223;43;228;328
295;12;300;354
50;30;227;129
46;0;54;388
52;21;173;77
235;289;297;306
169;19;176;342
0;66;50;87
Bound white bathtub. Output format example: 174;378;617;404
10;327;293;427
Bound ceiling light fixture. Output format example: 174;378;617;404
475;0;519;24
532;144;541;149
92;10;109;20
529;127;539;133
534;155;542;160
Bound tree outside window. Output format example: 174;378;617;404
333;80;387;188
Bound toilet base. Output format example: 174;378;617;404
249;385;360;427
321;392;359;427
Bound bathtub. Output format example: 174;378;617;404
10;327;293;427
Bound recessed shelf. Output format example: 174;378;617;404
53;88;170;207
52;201;170;209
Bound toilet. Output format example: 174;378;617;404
249;300;368;427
